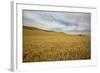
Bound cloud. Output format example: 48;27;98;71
23;10;91;35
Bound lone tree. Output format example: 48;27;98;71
79;34;82;36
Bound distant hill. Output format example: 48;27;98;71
23;26;68;36
23;26;89;37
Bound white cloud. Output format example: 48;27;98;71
23;10;91;35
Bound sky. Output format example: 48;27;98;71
23;10;91;35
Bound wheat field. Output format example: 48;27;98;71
23;26;91;62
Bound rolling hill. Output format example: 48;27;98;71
23;26;91;62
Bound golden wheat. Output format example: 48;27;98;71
23;26;91;62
